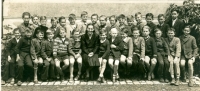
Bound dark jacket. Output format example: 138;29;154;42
157;23;170;38
147;22;157;37
6;38;19;56
108;36;124;58
99;39;110;59
41;39;54;59
154;37;170;56
167;19;184;37
144;36;157;58
15;36;32;54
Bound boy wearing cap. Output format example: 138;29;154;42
66;14;78;38
41;29;56;81
76;11;88;35
15;28;34;86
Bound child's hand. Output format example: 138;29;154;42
8;56;11;62
88;52;94;57
16;54;20;62
140;58;144;61
46;58;51;62
111;44;116;48
34;59;38;64
127;57;132;61
76;53;81;58
190;57;195;63
174;57;179;63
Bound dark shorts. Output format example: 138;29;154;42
57;55;69;61
109;55;120;60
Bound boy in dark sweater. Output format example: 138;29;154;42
15;27;34;86
145;13;157;37
142;25;157;81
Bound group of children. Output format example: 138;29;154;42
2;9;200;87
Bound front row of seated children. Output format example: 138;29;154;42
2;24;199;87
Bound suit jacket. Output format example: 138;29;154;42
41;39;54;59
108;36;124;58
157;23;170;38
144;37;157;58
179;35;198;58
154;37;170;56
164;37;181;57
81;33;99;54
147;22;157;37
167;19;184;37
132;37;145;58
49;26;60;39
136;21;145;34
34;25;48;39
122;37;133;57
17;23;33;37
30;38;44;60
6;38;19;56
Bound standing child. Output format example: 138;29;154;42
68;31;82;82
77;11;88;35
91;14;100;35
118;14;132;37
49;17;59;38
145;13;157;37
2;28;21;85
58;16;67;37
179;26;198;87
157;14;170;38
165;28;181;86
97;30;110;83
31;14;40;30
15;28;34;86
41;30;56;81
34;16;48;39
142;25;157;81
119;28;133;76
108;28;124;82
53;28;73;82
109;15;120;33
127;15;136;27
135;12;145;34
66;14;78;38
131;28;145;80
154;28;170;83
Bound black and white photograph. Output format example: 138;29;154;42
1;0;200;90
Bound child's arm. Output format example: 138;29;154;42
15;38;23;61
6;39;13;57
53;38;59;59
128;37;133;58
151;38;157;58
92;36;99;54
163;38;170;56
41;41;48;60
191;37;198;58
68;39;76;57
101;40;110;59
113;38;124;51
175;38;181;58
140;38;145;59
30;39;37;60
81;36;89;54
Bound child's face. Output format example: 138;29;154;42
99;17;106;26
127;19;134;26
47;33;54;40
167;31;175;39
100;33;107;40
69;18;76;25
146;16;153;24
36;32;44;40
183;28;190;35
59;30;66;38
121;32;128;39
109;17;116;26
23;15;30;24
135;15;142;23
171;11;178;20
32;17;39;25
118;18;126;25
133;30;140;38
81;14;88;22
87;25;94;36
59;19;66;27
142;28;150;37
40;20;47;26
91;16;98;24
25;32;32;38
14;30;21;39
51;21;58;28
155;30;162;38
158;16;165;24
111;28;118;38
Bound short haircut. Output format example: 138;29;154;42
171;9;179;14
146;13;154;19
109;15;117;22
183;0;189;5
69;13;76;20
40;16;47;21
22;12;31;18
118;14;126;19
135;12;142;17
59;16;66;22
154;28;162;33
35;27;44;34
99;15;107;21
81;11;88;17
31;14;39;20
167;28;176;33
99;28;107;35
46;29;54;34
131;26;138;32
132;28;140;33
142;25;151;32
127;15;134;21
51;17;58;23
13;28;20;34
158;14;165;18
121;28;129;34
91;14;98;19
25;27;33;33
184;25;191;30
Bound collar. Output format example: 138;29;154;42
172;18;177;21
144;36;150;41
100;38;106;43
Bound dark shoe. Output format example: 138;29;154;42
112;75;116;82
10;78;15;85
101;77;105;83
188;80;194;87
182;78;186;82
170;78;175;85
17;81;22;86
97;77;101;82
74;74;80;81
175;79;180;86
147;74;151;81
165;79;169;83
85;76;89;82
159;78;164;82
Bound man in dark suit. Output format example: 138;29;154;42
180;26;198;87
157;14;170;38
166;9;184;37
